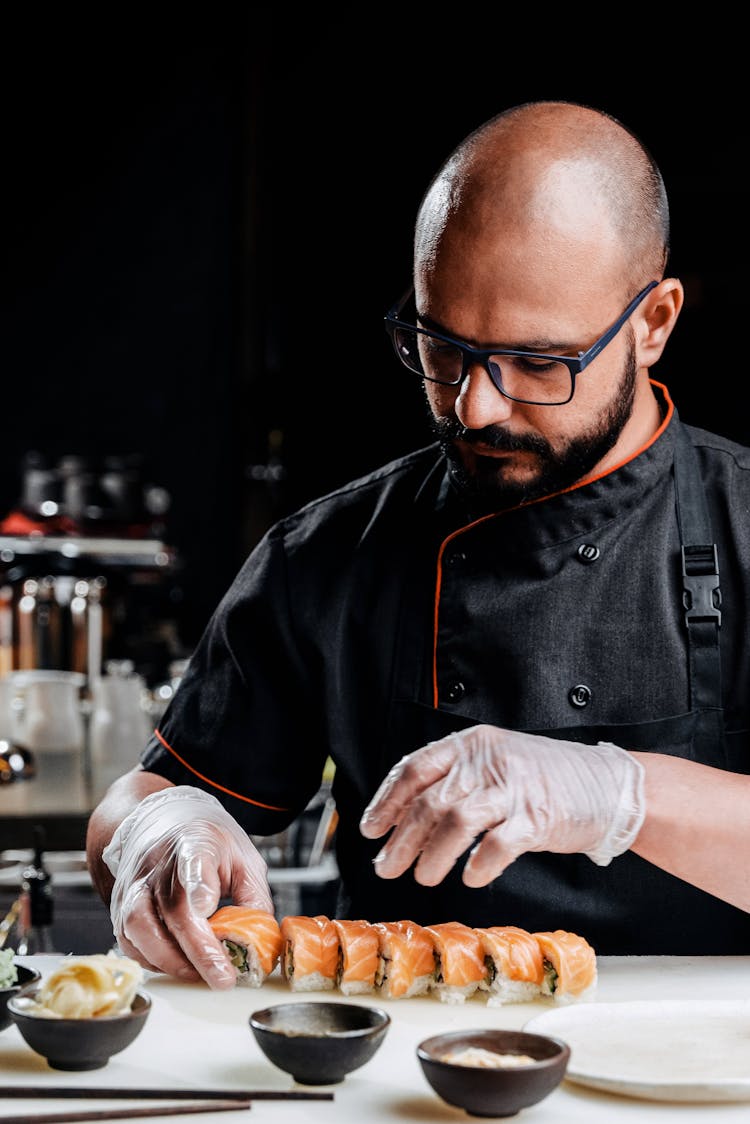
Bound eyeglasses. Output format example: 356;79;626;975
384;281;658;406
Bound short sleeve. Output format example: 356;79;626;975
140;526;329;834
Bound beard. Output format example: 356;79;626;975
429;334;639;515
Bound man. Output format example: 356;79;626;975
87;101;750;990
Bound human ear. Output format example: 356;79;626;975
636;278;684;367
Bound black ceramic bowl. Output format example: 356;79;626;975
0;965;42;1033
249;1001;390;1085
417;1028;570;1118
7;984;151;1070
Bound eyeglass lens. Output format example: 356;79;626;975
392;326;573;405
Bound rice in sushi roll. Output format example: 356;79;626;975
475;925;545;1006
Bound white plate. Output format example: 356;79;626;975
525;1000;750;1103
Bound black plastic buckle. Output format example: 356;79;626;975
681;544;721;627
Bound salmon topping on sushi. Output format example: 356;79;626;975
424;921;487;1003
372;919;436;999
280;914;339;991
532;929;597;1003
208;906;283;986
332;918;380;995
475;925;545;1006
245;911;598;1008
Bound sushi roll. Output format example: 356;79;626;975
424;921;487;1004
372;919;435;999
332;918;380;996
475;925;544;1006
533;929;597;1004
279;914;339;992
207;906;283;987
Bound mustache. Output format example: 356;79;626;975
433;417;550;456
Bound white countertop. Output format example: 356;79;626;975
2;954;750;1122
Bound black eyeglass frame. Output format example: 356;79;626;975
384;280;658;406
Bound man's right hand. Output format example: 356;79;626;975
100;784;274;989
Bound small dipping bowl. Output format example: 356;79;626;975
417;1028;570;1117
249;1001;390;1085
0;965;42;1033
7;984;151;1070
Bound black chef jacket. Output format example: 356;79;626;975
142;383;750;953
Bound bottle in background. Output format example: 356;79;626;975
16;825;55;954
89;659;152;797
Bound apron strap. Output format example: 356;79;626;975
671;419;725;762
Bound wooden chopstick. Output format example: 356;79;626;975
0;1089;333;1102
0;1103;250;1123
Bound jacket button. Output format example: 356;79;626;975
577;543;600;563
446;681;466;703
568;684;592;708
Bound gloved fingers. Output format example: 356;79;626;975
359;749;448;839
154;837;275;983
370;799;442;879
102;787;279;988
112;931;163;977
175;915;242;990
364;729;647;886
227;850;275;914
175;846;275;981
114;882;208;985
145;885;238;990
360;729;484;839
169;826;275;915
461;811;536;887
111;855;238;990
174;846;222;916
373;787;508;884
144;858;241;990
412;786;510;886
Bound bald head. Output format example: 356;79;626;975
415;101;669;300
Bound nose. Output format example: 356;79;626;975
454;360;514;430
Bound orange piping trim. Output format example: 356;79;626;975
154;728;291;812
431;380;675;705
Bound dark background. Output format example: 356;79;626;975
3;12;745;650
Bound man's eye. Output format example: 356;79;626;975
424;338;462;358
514;356;560;372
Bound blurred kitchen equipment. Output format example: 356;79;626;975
0;585;13;677
89;659;153;795
5;670;85;753
0;675;15;737
4;670;87;806
306;795;338;868
0;741;36;784
0;451;185;688
141;657;189;725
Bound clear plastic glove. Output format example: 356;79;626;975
102;785;274;989
360;724;645;887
